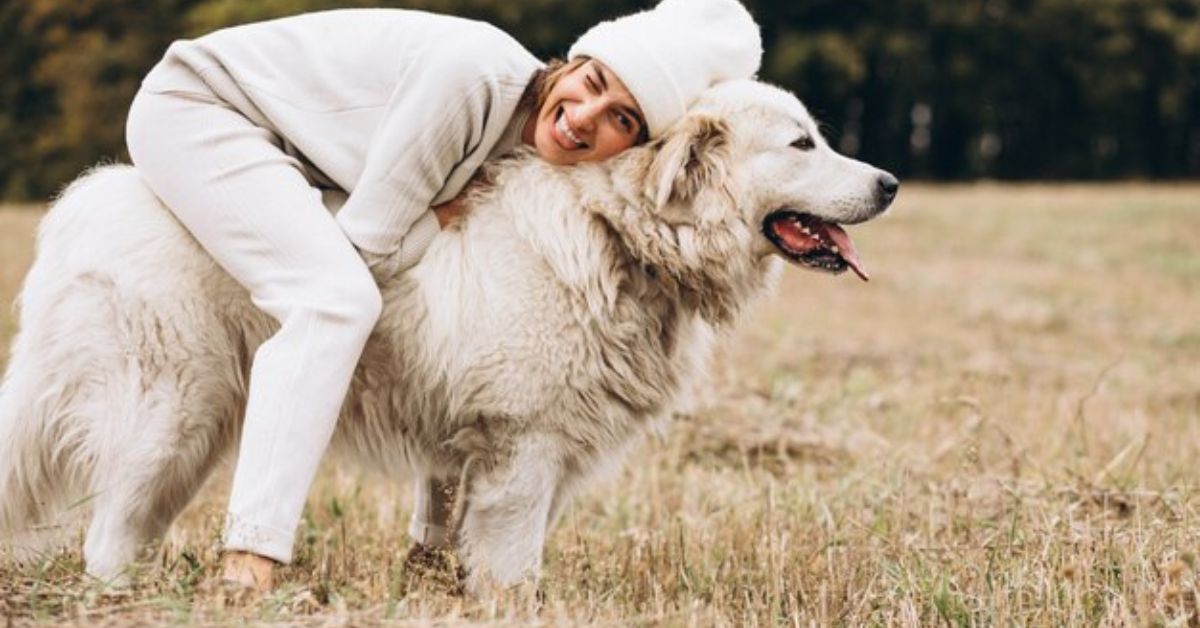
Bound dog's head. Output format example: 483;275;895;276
605;79;897;304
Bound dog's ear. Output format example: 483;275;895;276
646;113;732;213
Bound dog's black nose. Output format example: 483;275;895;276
877;173;900;203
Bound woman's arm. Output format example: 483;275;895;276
334;27;538;275
358;181;477;282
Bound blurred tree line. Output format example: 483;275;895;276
2;0;1198;200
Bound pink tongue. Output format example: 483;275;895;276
820;223;870;282
775;220;824;254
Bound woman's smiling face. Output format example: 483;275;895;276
525;59;647;166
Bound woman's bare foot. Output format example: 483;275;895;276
221;551;276;594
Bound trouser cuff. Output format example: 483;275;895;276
223;514;295;564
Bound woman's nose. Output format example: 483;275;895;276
574;99;601;131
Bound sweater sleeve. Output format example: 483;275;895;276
335;27;527;261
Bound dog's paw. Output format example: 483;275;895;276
402;542;465;593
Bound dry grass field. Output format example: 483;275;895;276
1;184;1199;626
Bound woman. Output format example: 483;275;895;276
125;0;761;591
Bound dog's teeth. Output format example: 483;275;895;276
831;245;839;253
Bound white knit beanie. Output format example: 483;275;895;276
568;0;762;138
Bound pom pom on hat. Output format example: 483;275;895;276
569;0;762;138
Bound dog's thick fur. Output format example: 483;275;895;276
0;81;893;590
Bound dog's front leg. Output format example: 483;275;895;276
456;433;561;595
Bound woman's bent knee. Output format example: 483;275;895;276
346;274;384;331
313;269;383;335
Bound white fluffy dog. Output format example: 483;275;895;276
0;80;897;590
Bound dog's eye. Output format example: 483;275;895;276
791;136;816;151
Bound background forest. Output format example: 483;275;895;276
1;0;1199;201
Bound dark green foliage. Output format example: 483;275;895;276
2;0;1198;200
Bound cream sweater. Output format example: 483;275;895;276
141;9;543;265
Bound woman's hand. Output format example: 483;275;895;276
432;194;469;229
432;169;491;229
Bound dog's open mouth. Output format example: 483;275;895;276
763;210;870;281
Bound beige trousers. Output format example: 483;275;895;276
127;63;458;561
126;83;385;563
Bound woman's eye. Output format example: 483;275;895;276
586;76;600;94
616;113;632;132
792;136;816;151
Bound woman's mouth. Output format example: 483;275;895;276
554;107;587;150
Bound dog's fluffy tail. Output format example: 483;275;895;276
0;376;40;536
0;335;69;544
